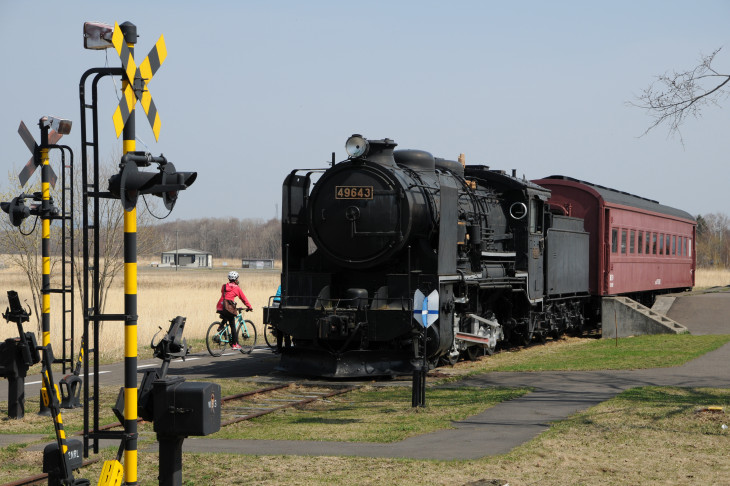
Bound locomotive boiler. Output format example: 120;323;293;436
265;135;591;377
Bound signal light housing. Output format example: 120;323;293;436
1;197;31;227
108;152;197;211
159;163;197;211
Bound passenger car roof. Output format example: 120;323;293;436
539;175;695;222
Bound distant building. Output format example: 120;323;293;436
161;248;213;268
241;258;275;269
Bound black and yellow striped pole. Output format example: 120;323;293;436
118;21;139;486
41;351;69;463
40;124;51;348
38;119;53;417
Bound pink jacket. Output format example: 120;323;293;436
216;282;252;312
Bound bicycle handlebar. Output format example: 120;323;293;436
237;307;253;312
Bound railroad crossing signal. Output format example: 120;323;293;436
108;152;197;211
110;21;167;141
0;196;32;226
17;120;68;188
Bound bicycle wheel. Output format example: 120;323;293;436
264;324;276;349
238;320;257;354
206;321;228;357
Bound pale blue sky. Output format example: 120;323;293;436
1;0;728;221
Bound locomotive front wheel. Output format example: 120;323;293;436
465;346;481;361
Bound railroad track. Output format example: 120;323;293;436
219;383;360;426
2;383;360;486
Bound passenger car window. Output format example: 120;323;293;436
612;228;618;253
638;231;643;254
630;230;635;253
672;235;676;255
659;234;664;255
621;230;627;254
652;233;657;254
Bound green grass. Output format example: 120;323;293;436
214;386;529;442
496;334;730;371
447;334;730;375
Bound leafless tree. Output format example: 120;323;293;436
148;217;281;261
71;152;162;314
696;213;730;268
632;47;730;142
0;176;62;331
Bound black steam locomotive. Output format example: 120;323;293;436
265;135;590;377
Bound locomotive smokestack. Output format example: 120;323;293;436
512;169;517;178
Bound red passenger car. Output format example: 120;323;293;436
533;176;696;304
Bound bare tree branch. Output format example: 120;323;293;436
630;47;730;143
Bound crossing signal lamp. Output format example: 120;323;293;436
0;196;31;227
0;193;58;227
108;152;197;211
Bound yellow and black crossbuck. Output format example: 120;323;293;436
111;21;167;141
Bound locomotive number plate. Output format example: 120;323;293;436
335;186;373;199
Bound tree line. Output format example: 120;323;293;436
147;217;281;260
696;213;730;268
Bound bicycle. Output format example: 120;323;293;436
263;323;277;350
263;294;281;351
206;308;257;356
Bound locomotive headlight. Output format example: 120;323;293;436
345;134;369;158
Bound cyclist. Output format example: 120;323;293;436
216;271;253;350
272;285;291;353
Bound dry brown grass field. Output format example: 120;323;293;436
0;261;726;361
0;257;279;361
694;267;730;288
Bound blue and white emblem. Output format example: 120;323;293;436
412;289;439;328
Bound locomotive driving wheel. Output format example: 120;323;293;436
440;353;459;366
510;329;533;347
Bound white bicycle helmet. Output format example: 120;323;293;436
228;271;239;281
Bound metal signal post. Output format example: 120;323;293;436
81;21;195;484
39;119;54;417
118;21;140;486
14;117;72;416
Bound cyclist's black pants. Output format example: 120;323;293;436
218;311;238;345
